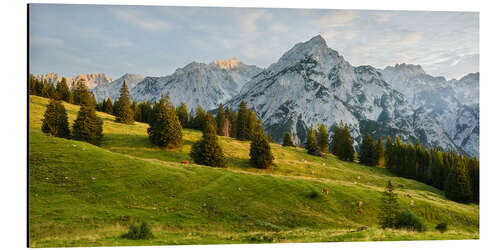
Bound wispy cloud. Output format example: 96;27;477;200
108;7;173;32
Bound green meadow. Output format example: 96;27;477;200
28;95;479;247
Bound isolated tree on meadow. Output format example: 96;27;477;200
190;114;225;167
250;124;274;169
379;180;400;229
115;81;135;124
41;99;71;139
72;100;103;145
282;132;295;147
147;95;183;148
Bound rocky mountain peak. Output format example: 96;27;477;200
384;63;426;76
213;57;240;70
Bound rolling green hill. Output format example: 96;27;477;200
28;95;479;247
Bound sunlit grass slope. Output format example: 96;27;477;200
29;95;478;247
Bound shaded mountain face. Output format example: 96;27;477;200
32;73;112;90
381;65;479;157
92;73;144;101
130;59;262;110
226;35;460;153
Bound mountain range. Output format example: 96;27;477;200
32;35;479;157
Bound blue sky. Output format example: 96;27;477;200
29;4;479;80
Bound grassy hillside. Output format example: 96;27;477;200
28;95;479;247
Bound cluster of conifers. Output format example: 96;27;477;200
33;77;274;170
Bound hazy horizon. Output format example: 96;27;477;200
29;4;479;80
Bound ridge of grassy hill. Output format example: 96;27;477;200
28;95;479;247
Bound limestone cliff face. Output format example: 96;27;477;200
32;73;112;89
213;57;240;70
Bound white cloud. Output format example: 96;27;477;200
313;10;358;28
30;35;64;47
109;8;172;32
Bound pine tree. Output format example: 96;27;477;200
72;101;103;145
190;114;225;167
147;96;183;148
379;180;400;229
176;102;189;128
104;97;113;114
55;77;72;102
306;126;321;156
375;136;384;166
115;81;135;124
236;101;250;140
282;132;294;147
41;99;71;139
359;133;377;166
250;125;274;169
444;159;473;203
215;103;226;136
317;123;329;153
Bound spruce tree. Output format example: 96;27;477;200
282;132;294;147
104;97;113;114
190;114;225;167
72;79;90;105
215;103;226;136
306;126;321;156
147;96;183;148
236;101;250;140
359;133;376;166
193;104;206;130
115;81;135;124
317;123;329;153
331;121;344;156
72;101;103;145
55;77;72;102
375;136;384;166
444;161;473;203
41;99;71;139
176;102;189;128
379;180;400;229
385;135;393;169
338;124;355;162
250;125;274;169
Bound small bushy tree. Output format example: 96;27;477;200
190;114;225;167
41;99;70;139
250;125;274;169
379;180;400;229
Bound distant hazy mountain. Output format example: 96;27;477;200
92;73;144;101
381;64;479;157
226;35;462;154
130;58;262;110
32;72;112;90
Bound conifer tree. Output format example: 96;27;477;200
306;126;321;156
147;95;183;148
41;99;71;139
224;107;234;137
444;160;473;203
115;81;135;124
359;133;377;166
55;78;72;103
72;101;103;145
247;110;257;139
379;180;400;229
375;136;384;166
338;124;355;161
176;102;189;128
231;111;238;138
385;136;393;169
331;121;344;156
193;104;206;130
282;132;294;147
317;123;329;153
104;97;113;114
236;101;250;140
467;157;479;203
250;124;274;169
190;114;225;167
215;103;226;136
47;83;56;98
72;79;90;105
